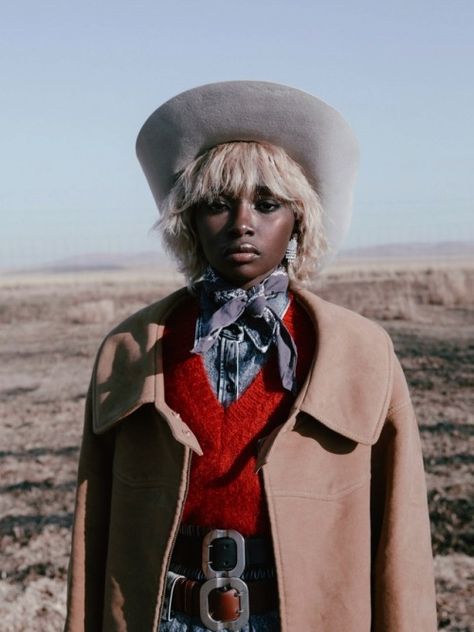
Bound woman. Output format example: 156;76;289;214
65;81;437;632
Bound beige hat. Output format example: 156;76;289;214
136;80;359;260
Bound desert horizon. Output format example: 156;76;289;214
1;239;472;277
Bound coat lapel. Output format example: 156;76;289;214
288;288;393;445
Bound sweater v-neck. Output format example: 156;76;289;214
162;291;315;535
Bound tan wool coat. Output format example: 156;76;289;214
65;286;438;632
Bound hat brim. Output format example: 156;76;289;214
136;80;359;266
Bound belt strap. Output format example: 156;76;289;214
171;576;278;618
172;532;275;569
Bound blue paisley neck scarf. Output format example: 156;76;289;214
192;266;298;394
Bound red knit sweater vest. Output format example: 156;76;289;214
163;293;315;536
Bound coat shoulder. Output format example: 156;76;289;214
295;287;393;349
89;287;191;434
106;286;191;339
306;292;413;411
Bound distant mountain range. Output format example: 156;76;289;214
11;251;172;274
3;241;472;274
340;241;473;259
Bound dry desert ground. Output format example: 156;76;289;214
0;260;473;631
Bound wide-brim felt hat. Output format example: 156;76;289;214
136;80;359;264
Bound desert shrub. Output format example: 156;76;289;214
424;269;473;307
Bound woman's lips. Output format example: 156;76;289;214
224;243;260;263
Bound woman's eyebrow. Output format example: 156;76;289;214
255;186;275;196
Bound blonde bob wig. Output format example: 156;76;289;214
156;141;328;286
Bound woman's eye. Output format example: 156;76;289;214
255;199;281;213
206;199;230;213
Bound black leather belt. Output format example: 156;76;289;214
172;530;275;571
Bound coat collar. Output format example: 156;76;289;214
92;285;393;449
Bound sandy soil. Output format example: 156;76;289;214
0;266;472;631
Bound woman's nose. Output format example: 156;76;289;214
228;199;255;236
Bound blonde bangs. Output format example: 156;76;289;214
156;141;328;285
179;142;311;207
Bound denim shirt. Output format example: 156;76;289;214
194;289;289;408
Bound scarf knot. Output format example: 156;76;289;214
192;267;298;394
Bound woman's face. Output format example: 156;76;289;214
194;188;296;289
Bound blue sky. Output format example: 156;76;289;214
1;0;473;268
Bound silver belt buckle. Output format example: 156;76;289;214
199;529;249;631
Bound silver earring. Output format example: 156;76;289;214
285;235;298;262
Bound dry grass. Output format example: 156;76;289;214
0;262;473;631
65;299;115;324
313;264;474;322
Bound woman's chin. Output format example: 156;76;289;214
214;264;279;289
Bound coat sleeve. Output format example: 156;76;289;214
64;376;114;632
370;353;438;631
